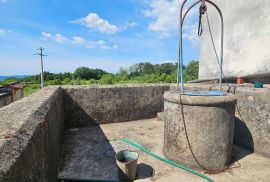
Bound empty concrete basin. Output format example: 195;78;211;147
163;91;237;169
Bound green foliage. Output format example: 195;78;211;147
98;74;114;84
74;67;107;80
183;60;199;82
0;78;18;85
73;67;92;80
2;61;199;96
24;84;40;96
62;78;71;85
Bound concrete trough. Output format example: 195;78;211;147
163;91;237;169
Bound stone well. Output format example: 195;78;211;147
163;91;237;169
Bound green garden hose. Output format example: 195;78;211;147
120;138;214;182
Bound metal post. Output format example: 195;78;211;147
40;48;44;88
178;0;224;92
34;47;47;88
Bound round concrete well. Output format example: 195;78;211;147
163;91;237;169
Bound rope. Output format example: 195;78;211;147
205;11;246;124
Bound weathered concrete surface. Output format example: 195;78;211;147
171;83;270;158
0;87;65;182
163;91;237;169
199;0;270;82
59;119;270;182
234;87;270;158
62;84;170;127
0;92;12;108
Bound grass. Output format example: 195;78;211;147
23;84;40;96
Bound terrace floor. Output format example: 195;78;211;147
59;118;270;182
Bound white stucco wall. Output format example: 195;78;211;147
199;0;270;81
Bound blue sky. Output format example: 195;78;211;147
0;0;200;75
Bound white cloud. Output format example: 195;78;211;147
144;0;181;36
100;45;111;50
0;28;11;37
41;32;69;43
94;40;118;50
144;0;199;46
96;40;106;46
144;0;197;36
41;32;117;50
55;34;69;43
159;60;175;64
182;24;199;47
72;13;119;35
41;32;52;39
72;36;85;44
120;21;138;30
0;0;16;3
113;44;118;49
0;28;6;36
86;41;95;49
126;21;138;28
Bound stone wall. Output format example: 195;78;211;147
0;93;13;108
63;84;170;127
0;87;65;182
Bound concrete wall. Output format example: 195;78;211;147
174;83;270;158
0;87;65;182
0;93;13;108
63;84;170;127
199;0;270;82
12;89;24;101
234;87;270;158
0;84;170;181
0;83;269;181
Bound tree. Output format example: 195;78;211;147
91;69;108;80
184;60;199;81
74;67;93;80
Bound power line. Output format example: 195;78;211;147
34;47;48;88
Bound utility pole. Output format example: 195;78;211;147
34;47;47;88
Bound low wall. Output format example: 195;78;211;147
0;83;269;181
0;84;170;181
171;83;270;158
0;87;65;182
234;87;270;158
63;84;170;127
0;93;13;108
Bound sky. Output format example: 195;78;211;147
0;0;200;75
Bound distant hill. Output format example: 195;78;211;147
0;75;30;81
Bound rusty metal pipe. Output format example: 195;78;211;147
177;0;224;92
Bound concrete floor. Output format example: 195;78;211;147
59;119;270;182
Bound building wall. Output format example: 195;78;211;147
199;0;270;82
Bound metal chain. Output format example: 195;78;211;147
178;7;242;175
